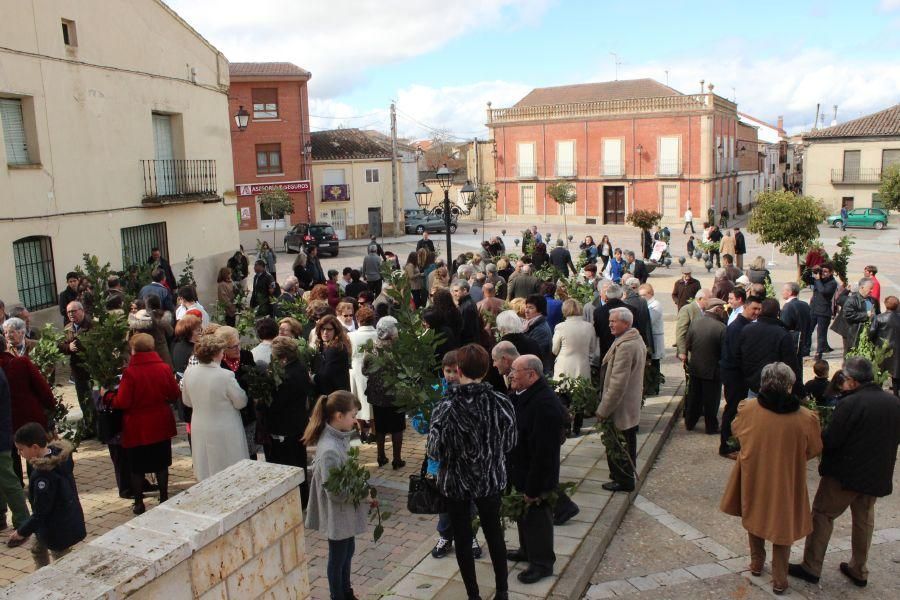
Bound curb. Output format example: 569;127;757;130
549;381;685;600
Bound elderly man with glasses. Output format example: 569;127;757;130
505;354;567;585
2;318;35;358
57;301;95;438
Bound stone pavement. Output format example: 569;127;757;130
584;422;900;600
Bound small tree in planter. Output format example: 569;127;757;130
546;181;577;246
748;190;827;280
257;189;294;250
626;210;663;260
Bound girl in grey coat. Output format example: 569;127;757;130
303;391;367;600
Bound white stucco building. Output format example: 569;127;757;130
0;0;238;318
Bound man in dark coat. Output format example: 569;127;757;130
507;265;542;300
802;262;838;359
57;272;80;323
672;267;702;311
593;284;637;361
416;231;435;254
452;281;482;346
250;260;274;316
707;225;723;267
138;268;176;313
624;251;649;284
790;357;900;587
735;298;802;396
718;295;762;456
549;240;576;276
148;247;177;290
623;279;654;356
506;355;566;584
842;278;878;353
781;282;813;358
733;227;747;270
869;296;900;396
306;245;326;286
684;299;727;433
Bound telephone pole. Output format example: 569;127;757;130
390;102;399;237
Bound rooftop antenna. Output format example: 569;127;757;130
813;103;820;130
699;79;705;94
832;104;838;126
664;69;669;86
731;86;736;102
610;52;622;81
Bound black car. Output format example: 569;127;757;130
283;223;340;256
404;212;458;235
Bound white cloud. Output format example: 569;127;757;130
879;0;900;12
591;48;900;133
163;0;551;98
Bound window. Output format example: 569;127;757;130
882;149;900;171
658;136;680;176
1;98;30;165
602;139;623;176
365;168;380;183
252;88;278;119
256;144;282;175
843;150;860;177
322;168;346;185
661;184;679;219
556;140;575;176
121;222;169;270
520;184;536;215
61;19;77;47
517;142;535;177
13;236;56;310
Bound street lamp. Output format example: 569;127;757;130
414;164;475;260
234;106;249;132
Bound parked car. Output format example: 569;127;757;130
283;223;340;256
827;207;889;230
404;212;458;235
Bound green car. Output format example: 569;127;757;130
827;208;889;230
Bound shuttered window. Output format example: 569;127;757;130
1;98;30;165
517;142;535;177
882;149;900;171
252;88;278;119
556;140;575;176
13;236;57;310
520;184;536;215
659;136;680;175
602;139;623;176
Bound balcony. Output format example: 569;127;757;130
515;164;539;179
830;168;882;184
141;159;218;203
656;159;682;177
555;161;577;178
321;183;350;202
601;161;624;177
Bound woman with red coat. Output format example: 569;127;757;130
0;335;57;484
112;333;180;514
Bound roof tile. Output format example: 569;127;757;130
805;104;900;139
311;128;392;161
229;62;310;78
514;78;681;107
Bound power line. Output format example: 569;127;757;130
395;108;484;140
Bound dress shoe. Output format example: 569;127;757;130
392;459;406;470
788;563;819;584
517;566;552;584
601;481;634;492
553;503;580;526
839;562;867;587
132;502;146;515
377;455;389;467
6;533;29;548
493;592;508;600
506;549;527;562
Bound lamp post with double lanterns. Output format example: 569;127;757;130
414;164;475;262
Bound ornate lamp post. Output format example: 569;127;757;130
414;164;475;261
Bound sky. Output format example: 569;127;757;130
166;0;900;141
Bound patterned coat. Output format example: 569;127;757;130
427;382;517;500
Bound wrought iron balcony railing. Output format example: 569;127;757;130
141;159;217;201
830;168;882;184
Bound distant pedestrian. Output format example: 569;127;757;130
733;227;746;270
840;206;848;231
683;207;695;234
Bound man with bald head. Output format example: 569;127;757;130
477;283;504;318
486;341;519;394
58;301;95;437
506;354;566;584
676;289;712;361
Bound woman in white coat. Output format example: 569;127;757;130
182;331;249;481
347;306;378;441
552;299;594;380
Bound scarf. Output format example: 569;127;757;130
757;390;800;414
223;355;241;372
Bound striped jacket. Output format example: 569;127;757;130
427;382;517;500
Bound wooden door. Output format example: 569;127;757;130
603;186;625;224
368;207;382;237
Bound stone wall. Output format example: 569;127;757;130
0;460;309;600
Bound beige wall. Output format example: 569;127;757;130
803;137;900;210
312;158;402;238
0;0;238;313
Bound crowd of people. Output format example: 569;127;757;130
0;227;898;599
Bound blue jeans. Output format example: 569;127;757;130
327;537;355;600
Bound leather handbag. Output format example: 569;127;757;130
96;389;122;444
407;458;446;515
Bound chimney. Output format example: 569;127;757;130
700;79;705;94
777;116;784;131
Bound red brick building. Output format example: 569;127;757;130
228;62;313;248
487;79;741;225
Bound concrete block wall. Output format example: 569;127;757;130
0;460;309;600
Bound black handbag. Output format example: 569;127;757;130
96;389;122;444
407;458;446;515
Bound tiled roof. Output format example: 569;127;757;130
229;62;310;78
805;104;900;139
311;128;392;161
514;78;682;107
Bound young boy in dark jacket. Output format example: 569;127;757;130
8;423;86;566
